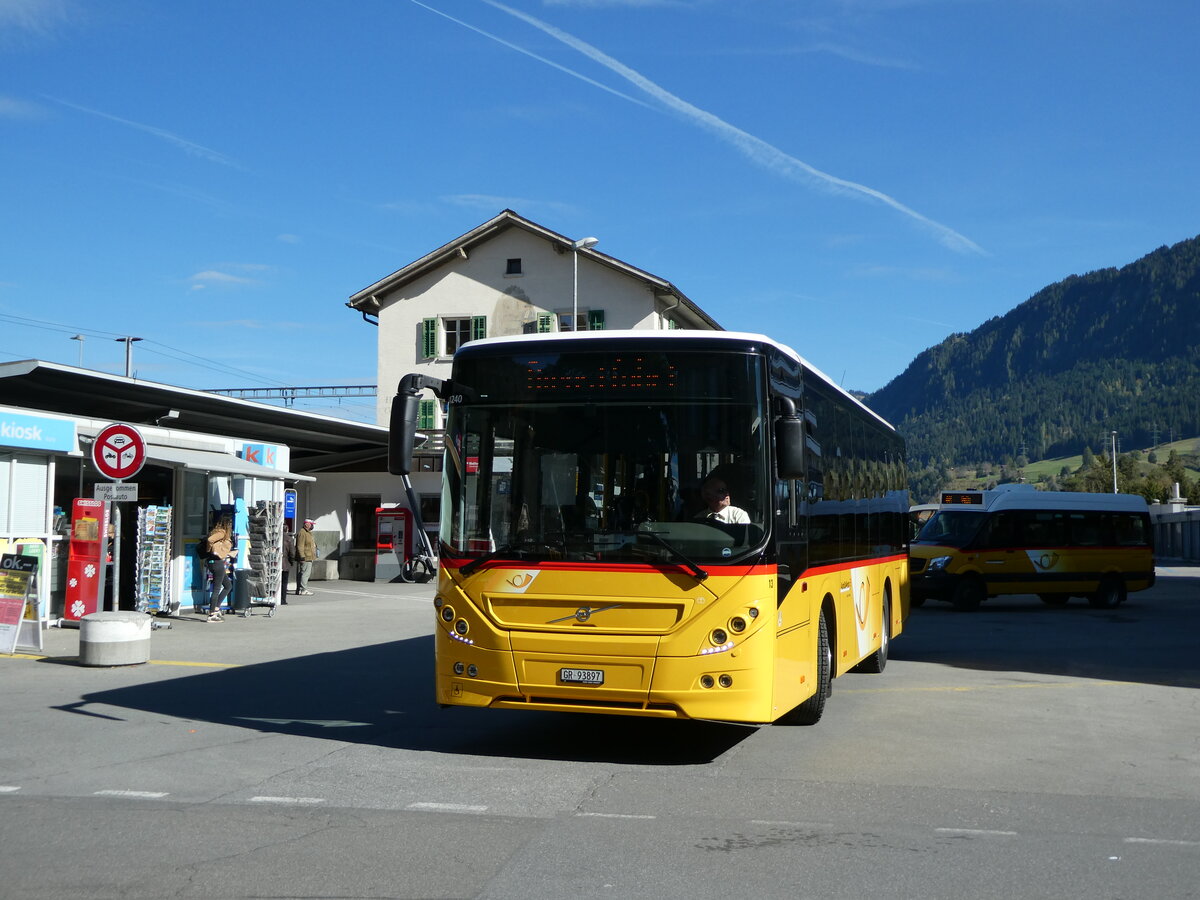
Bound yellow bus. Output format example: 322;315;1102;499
909;485;1155;610
389;331;909;725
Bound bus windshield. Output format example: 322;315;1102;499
915;510;986;548
441;349;769;565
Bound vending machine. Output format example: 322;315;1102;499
374;507;412;582
64;498;110;621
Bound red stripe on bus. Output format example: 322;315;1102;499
440;554;906;578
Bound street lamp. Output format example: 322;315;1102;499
115;336;143;378
70;334;85;366
571;236;599;331
1111;431;1118;493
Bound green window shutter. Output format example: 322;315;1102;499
537;314;553;333
421;318;438;358
471;315;487;341
667;319;679;330
417;399;436;430
587;309;605;331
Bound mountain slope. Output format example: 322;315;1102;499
866;234;1200;466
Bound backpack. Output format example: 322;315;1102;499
195;536;209;558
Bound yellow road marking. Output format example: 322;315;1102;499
842;680;1130;694
3;653;237;669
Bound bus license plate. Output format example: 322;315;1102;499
560;668;604;685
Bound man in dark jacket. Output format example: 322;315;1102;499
280;529;295;605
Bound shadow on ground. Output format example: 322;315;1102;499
893;574;1200;688
64;635;755;764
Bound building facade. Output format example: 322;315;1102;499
344;210;722;547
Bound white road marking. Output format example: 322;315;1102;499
936;827;1018;836
0;786;21;793
576;812;656;820
249;796;326;805
94;790;169;799
407;802;488;813
1124;837;1200;847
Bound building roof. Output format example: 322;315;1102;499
0;360;388;475
346;209;722;330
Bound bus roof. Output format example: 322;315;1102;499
457;329;895;431
938;485;1149;514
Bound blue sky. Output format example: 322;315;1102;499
2;0;1197;424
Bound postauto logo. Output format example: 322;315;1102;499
0;412;76;451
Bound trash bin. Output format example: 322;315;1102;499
232;571;252;612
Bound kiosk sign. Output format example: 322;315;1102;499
92;423;146;481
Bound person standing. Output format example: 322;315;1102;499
295;518;317;596
203;516;236;622
280;528;295;606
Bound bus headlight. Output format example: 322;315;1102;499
728;616;747;634
454;619;469;636
440;606;455;622
927;556;952;573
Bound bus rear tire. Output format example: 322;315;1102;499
854;590;889;674
951;576;985;612
783;610;831;725
1089;575;1125;609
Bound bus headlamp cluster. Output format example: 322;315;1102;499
927;555;953;573
699;673;734;689
452;661;479;677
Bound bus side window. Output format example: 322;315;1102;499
1068;512;1102;547
978;511;1014;549
1114;513;1147;546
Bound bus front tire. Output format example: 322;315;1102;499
951;576;985;612
1089;575;1126;609
784;610;831;726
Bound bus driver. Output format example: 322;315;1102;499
695;473;750;525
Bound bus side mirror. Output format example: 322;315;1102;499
774;396;805;480
388;373;450;476
388;391;421;476
775;416;805;480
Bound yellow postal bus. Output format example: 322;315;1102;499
389;331;910;725
910;485;1154;610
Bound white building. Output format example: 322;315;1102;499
326;209;723;555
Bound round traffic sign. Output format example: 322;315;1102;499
92;423;146;481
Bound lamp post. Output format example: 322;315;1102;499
1111;431;1118;493
571;236;599;331
115;336;143;378
70;334;85;366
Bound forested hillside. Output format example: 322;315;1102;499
866;234;1200;473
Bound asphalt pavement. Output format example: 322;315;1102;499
16;577;437;670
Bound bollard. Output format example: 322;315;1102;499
79;611;152;666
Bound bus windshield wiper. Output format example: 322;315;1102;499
637;528;709;582
459;537;562;577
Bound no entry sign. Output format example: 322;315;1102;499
92;423;146;481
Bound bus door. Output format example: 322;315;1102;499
971;511;1031;593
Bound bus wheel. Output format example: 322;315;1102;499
1039;594;1069;607
1089;576;1126;609
784;611;831;725
855;590;889;674
951;576;985;612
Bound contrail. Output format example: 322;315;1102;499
426;1;983;255
41;95;240;168
408;0;653;110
